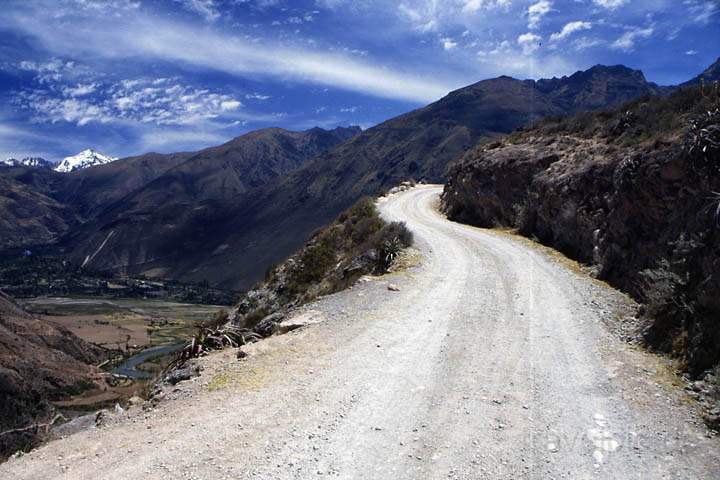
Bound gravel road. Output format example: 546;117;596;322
2;185;718;479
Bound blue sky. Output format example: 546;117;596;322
0;0;717;162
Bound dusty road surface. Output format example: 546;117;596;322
2;185;718;479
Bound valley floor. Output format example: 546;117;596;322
2;186;717;479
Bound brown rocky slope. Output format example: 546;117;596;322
442;84;720;378
0;291;105;459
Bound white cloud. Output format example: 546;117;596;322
17;95;111;126
16;74;245;127
517;32;542;55
442;37;458;50
175;0;220;21
550;21;592;41
340;106;358;113
685;49;698;55
245;93;271;100
611;26;654;51
398;3;439;32
11;13;455;103
684;0;719;25
18;59;79;84
462;0;512;14
528;0;552;29
62;83;98;97
573;36;602;50
220;100;242;111
592;0;627;9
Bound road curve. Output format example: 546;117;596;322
2;185;718;479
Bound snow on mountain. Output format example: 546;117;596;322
54;149;118;173
1;157;53;169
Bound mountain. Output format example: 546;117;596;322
0;172;79;248
61;126;361;277
65;64;667;289
0;290;104;459
54;149;117;173
682;57;720;87
109;126;362;207
1;157;53;169
52;151;194;219
0;127;358;252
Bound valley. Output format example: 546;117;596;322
19;296;226;351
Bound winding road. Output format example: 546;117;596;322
2;185;718;479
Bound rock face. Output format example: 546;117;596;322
442;86;720;376
0;291;105;459
0;171;79;248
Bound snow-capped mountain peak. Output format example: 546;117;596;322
54;149;118;173
1;157;53;169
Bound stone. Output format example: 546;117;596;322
388;284;400;292
253;312;285;337
277;311;326;334
164;362;202;385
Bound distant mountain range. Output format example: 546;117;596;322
2;149;118;174
1;58;718;290
1;157;53;169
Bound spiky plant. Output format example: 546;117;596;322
381;237;403;270
172;323;261;365
689;109;720;155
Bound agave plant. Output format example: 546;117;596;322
707;191;720;228
688;108;720;162
173;323;261;365
381;236;403;270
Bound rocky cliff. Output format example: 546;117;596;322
0;291;105;459
442;85;720;377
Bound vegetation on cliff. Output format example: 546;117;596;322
232;195;413;330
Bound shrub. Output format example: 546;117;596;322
687;108;720;165
233;195;416;332
376;221;413;249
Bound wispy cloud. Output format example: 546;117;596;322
518;32;542;55
8;10;455;103
441;37;458;50
593;0;627;9
550;21;592;41
683;0;719;25
528;0;552;29
611;26;654;51
245;93;271;100
175;0;221;21
15;72;244;127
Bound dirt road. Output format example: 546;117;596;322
2;185;717;479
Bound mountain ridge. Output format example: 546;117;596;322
65;61;693;289
2;60;717;289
